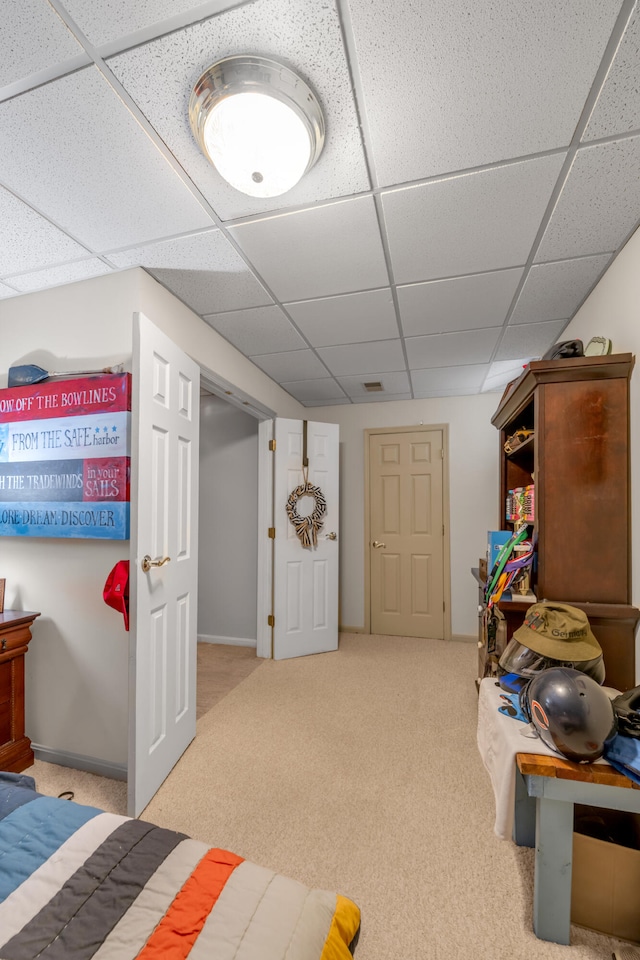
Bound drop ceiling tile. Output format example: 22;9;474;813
411;364;490;396
346;0;619;185
0;282;18;299
496;319;567;360
316;340;406;377
405;328;500;370
108;0;370;221
337;372;411;398
382;155;565;285
251;350;328;382
285;289;398;346
352;393;412;404
280;379;347;403
229;197;388;302
583;6;640;141
8;259;113;293
0;0;83;89
108;231;271;314
203;305;305;355
536;136;640;262
482;359;531;393
510;254;612;324
302;398;351;407
0;67;213;251
0;188;88;276
62;0;238;47
398;268;522;337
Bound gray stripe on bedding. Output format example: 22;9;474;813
1;820;186;960
187;860;277;960
231;873;328;960
281;889;337;960
91;838;209;960
188;861;334;960
0;814;128;945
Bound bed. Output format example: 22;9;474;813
0;772;360;959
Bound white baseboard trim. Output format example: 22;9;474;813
198;633;257;648
452;633;477;644
339;625;366;634
32;744;127;781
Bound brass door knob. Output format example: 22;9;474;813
326;531;338;540
372;540;386;549
141;555;171;573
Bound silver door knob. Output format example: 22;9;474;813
141;554;171;573
326;531;338;540
372;540;386;549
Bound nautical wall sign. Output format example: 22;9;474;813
0;373;131;539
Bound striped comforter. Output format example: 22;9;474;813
0;773;360;960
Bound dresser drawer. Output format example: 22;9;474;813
0;624;31;655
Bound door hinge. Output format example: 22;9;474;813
443;600;446;612
440;448;444;459
268;614;275;627
268;439;276;451
442;523;445;536
268;527;276;539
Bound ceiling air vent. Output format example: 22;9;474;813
363;381;384;392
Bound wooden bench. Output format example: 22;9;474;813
515;751;640;944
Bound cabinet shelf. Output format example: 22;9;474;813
504;433;535;460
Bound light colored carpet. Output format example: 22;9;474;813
23;634;629;959
196;641;262;719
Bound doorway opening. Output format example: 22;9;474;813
197;368;273;660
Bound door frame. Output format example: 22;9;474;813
363;423;452;640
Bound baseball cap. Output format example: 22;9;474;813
103;560;130;630
513;601;601;662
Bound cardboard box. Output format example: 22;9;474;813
571;813;640;943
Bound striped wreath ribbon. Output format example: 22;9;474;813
286;480;327;547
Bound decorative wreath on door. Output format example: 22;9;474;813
286;476;327;547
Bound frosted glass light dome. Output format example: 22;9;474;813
189;56;325;199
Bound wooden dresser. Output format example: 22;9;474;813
0;610;40;772
488;354;639;691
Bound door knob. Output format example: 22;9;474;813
326;531;338;540
141;554;171;573
372;540;386;549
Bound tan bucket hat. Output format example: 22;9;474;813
513;602;601;662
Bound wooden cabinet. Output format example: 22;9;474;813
0;610;40;772
490;353;638;692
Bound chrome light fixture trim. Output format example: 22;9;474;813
189;55;325;198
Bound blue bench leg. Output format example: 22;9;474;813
513;770;535;847
533;797;574;944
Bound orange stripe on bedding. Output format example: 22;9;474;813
136;848;243;960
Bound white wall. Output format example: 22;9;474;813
0;271;138;771
198;395;258;643
560;224;640;680
0;268;305;771
309;394;500;638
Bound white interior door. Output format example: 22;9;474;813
272;418;339;660
129;312;200;817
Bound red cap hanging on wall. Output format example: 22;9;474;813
103;560;130;630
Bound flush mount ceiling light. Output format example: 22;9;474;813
189;55;325;198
